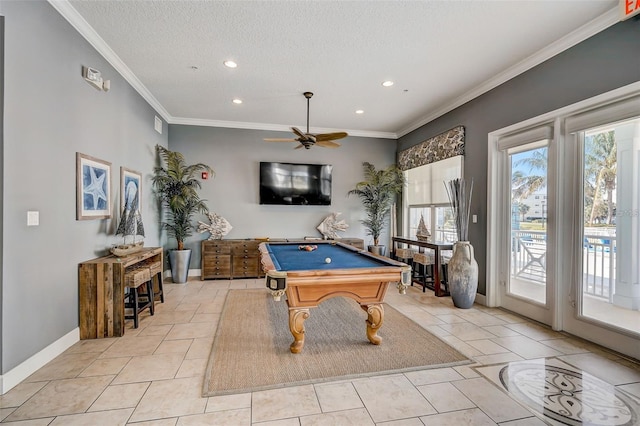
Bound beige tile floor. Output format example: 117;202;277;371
1;278;639;425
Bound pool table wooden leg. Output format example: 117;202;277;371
361;304;384;345
288;308;310;353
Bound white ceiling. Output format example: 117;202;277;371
54;0;618;139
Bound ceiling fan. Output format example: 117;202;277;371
264;92;348;149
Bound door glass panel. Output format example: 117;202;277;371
509;144;548;304
581;118;640;334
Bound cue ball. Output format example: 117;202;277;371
325;257;332;264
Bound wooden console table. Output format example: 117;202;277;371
392;237;453;297
78;247;163;339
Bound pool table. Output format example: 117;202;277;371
259;241;411;353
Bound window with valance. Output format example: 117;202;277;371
398;126;465;241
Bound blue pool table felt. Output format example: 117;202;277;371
266;243;392;271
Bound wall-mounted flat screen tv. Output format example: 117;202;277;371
260;162;332;205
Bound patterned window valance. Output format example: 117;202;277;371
397;125;465;171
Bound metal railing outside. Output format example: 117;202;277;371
583;236;616;302
510;230;616;302
511;230;547;283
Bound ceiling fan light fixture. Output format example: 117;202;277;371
263;91;348;149
382;80;394;87
223;60;238;68
232;98;242;104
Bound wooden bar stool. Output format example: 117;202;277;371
440;251;452;293
394;247;416;265
124;266;153;328
395;247;417;289
412;252;435;292
146;260;164;304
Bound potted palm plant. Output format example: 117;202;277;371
348;162;406;256
152;145;214;283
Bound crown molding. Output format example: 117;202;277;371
48;0;171;122
396;7;619;138
339;129;397;140
169;117;397;139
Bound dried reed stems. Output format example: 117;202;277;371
445;178;473;241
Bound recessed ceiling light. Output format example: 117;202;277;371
224;60;238;68
382;80;394;87
232;98;242;104
355;110;364;114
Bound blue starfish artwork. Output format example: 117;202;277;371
83;164;108;210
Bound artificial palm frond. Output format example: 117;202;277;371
348;162;406;246
152;145;214;250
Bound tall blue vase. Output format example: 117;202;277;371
448;241;478;309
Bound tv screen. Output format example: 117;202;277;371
260;162;332;205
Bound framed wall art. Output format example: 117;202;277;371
76;152;112;220
120;167;142;213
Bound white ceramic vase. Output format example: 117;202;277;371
447;241;478;309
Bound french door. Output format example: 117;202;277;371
493;131;555;326
561;114;640;356
488;88;640;359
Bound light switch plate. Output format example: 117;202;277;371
472;214;478;223
27;210;39;226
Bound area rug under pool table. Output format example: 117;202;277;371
203;289;470;397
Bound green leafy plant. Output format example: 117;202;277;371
152;145;214;250
348;162;406;246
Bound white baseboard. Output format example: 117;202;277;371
1;328;79;395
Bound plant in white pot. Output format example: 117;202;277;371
348;162;406;256
152;145;214;283
445;178;478;308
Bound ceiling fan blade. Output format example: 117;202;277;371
264;138;297;142
291;127;306;138
314;132;348;142
316;140;341;148
294;144;304;150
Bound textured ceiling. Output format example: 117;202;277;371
60;0;617;138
